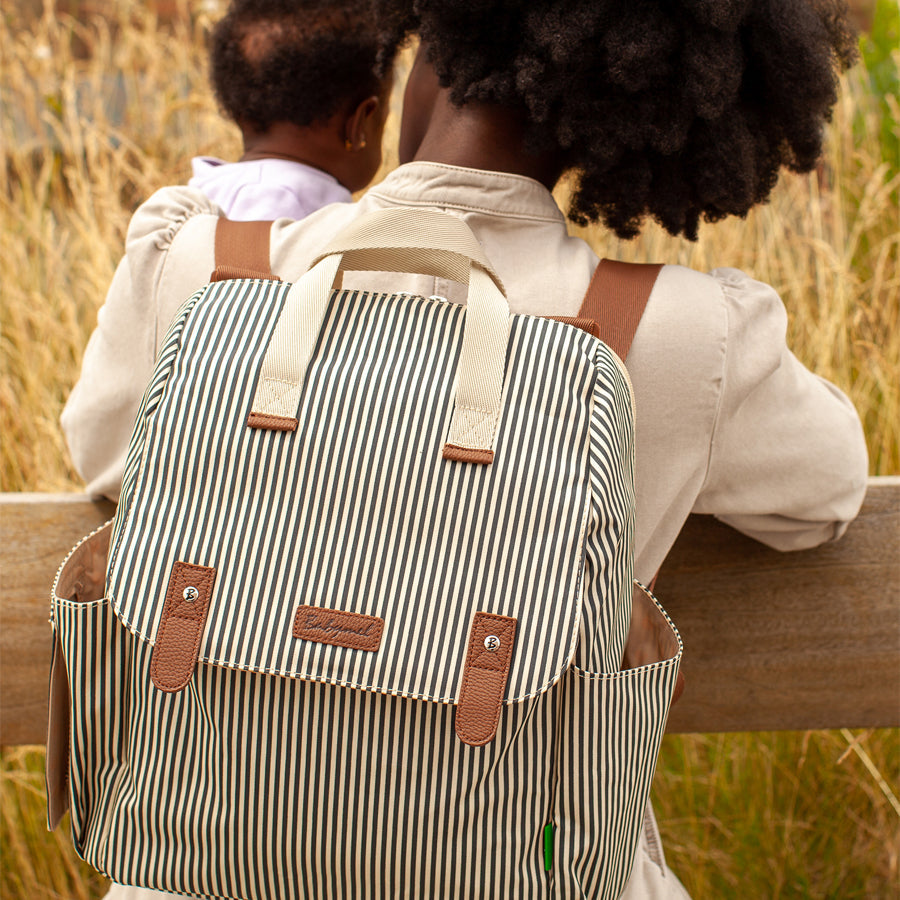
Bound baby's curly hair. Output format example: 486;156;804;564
210;0;407;133
389;0;858;239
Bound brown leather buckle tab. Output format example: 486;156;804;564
455;612;517;747
150;562;216;693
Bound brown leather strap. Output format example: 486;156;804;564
455;612;518;747
578;259;663;361
211;218;278;282
150;562;217;692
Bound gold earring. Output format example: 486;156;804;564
345;139;353;151
359;137;366;149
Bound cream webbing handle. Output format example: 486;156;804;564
248;208;511;463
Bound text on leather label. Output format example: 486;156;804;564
292;605;384;652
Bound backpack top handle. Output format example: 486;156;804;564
247;207;511;465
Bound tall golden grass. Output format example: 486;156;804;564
1;3;897;898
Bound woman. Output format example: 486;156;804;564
64;1;867;896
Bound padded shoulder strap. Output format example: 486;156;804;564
578;259;663;361
211;218;278;282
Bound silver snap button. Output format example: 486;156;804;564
182;586;199;603
484;635;500;652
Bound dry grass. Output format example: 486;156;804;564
1;3;898;899
654;729;900;898
1;748;108;899
2;0;236;492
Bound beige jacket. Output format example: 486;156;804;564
62;161;868;584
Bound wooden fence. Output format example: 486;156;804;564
2;480;898;745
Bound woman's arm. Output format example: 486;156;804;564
61;187;220;500
694;267;869;550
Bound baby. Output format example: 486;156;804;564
61;0;407;502
188;0;400;219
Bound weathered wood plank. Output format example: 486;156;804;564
662;477;900;733
0;494;114;745
0;483;897;745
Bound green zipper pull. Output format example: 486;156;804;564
543;823;555;872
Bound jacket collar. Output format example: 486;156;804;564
366;162;567;224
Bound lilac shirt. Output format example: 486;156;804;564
188;157;352;221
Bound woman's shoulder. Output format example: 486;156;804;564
657;263;789;314
268;197;366;279
121;184;366;302
650;263;789;345
123;182;360;258
126;184;220;249
654;262;754;305
629;262;796;408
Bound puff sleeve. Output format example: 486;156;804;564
693;267;868;549
61;187;220;500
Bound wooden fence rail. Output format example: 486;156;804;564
1;480;898;746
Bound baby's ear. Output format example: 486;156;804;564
344;95;381;152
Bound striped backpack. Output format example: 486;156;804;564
48;208;682;899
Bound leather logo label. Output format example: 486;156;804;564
293;605;384;652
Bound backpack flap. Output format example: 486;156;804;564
106;209;605;741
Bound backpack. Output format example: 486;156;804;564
47;207;681;899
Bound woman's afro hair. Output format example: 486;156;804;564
389;0;858;239
210;0;409;133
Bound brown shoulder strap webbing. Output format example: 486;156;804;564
211;218;279;282
578;259;663;362
578;259;683;702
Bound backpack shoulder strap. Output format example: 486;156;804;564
579;260;683;699
578;259;663;361
211;218;279;282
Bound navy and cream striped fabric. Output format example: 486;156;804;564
51;275;681;899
